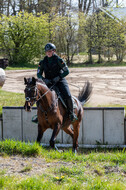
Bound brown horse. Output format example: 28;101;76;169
24;77;92;153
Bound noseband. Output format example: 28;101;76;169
25;85;38;102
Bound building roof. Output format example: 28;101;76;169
98;7;126;22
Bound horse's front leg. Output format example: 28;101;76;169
50;123;60;149
37;123;45;143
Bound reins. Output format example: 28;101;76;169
36;82;57;102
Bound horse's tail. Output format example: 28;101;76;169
78;81;92;106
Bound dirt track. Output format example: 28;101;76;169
2;67;126;106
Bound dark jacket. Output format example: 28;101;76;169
37;54;69;80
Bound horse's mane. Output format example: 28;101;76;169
36;78;49;90
37;78;45;84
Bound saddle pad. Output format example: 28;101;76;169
72;97;78;109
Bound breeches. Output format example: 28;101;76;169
55;78;71;99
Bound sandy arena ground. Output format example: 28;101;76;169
2;67;126;106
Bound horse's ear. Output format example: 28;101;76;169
24;78;27;85
32;77;36;85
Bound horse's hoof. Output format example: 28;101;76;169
72;148;77;154
54;145;62;153
50;140;55;148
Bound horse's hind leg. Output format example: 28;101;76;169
63;126;74;139
50;123;60;148
72;122;80;153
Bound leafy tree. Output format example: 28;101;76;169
78;12;87;54
85;11;126;64
0;12;49;65
52;13;81;66
94;12;106;63
102;14;126;62
111;21;126;62
85;16;95;64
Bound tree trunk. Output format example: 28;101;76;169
66;40;70;66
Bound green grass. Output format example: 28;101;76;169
0;89;24;116
0;139;41;156
6;66;37;70
87;103;126;110
70;61;126;68
5;60;126;70
6;63;38;70
0;140;126;189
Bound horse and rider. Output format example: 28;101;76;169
24;43;92;152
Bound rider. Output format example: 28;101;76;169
32;43;78;123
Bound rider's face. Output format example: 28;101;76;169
46;50;54;57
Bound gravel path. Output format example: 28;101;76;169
0;155;69;177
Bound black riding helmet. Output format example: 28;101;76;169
45;43;56;52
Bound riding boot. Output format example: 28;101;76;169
32;115;38;124
66;97;78;122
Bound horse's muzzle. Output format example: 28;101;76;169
26;97;30;101
24;102;32;112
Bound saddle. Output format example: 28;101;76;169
52;86;77;110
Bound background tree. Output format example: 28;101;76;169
111;21;126;62
0;12;49;65
98;13;126;63
78;0;92;15
52;13;81;66
0;0;72;16
85;16;95;64
94;12;106;63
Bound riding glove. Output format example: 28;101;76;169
43;78;52;85
52;76;60;83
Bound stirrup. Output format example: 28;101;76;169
32;115;38;124
69;113;78;122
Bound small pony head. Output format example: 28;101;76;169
24;77;37;112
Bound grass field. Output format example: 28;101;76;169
0;89;24;116
0;140;126;189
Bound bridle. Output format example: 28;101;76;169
25;82;56;105
25;85;38;103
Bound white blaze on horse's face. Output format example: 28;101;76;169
24;85;37;112
24;100;32;112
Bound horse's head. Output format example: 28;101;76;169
24;77;37;112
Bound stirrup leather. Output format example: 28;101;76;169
69;112;78;122
32;115;38;124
